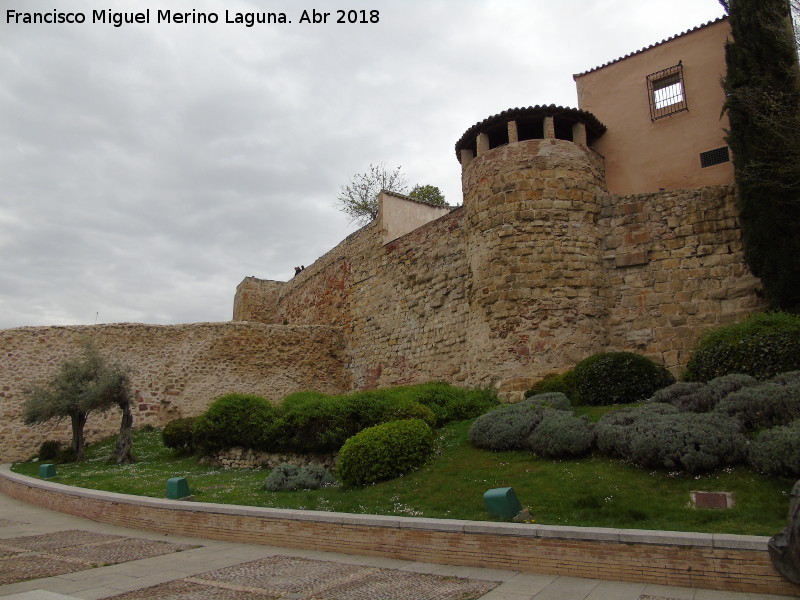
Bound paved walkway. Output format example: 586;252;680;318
0;491;794;600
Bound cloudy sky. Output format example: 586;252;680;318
0;0;726;329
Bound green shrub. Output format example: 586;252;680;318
595;403;680;458
468;403;545;450
528;410;594;458
193;394;278;454
627;412;746;473
390;400;437;428
276;390;405;453
446;387;499;421
336;419;433;487
714;381;800;432
56;446;77;464
572;352;675;406
279;391;329;409
524;392;571;411
405;382;499;425
162;417;196;454
264;462;335;491
276;395;342;453
748;420;800;477
38;440;61;462
685;312;800;382
525;371;577;401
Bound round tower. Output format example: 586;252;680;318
456;106;610;397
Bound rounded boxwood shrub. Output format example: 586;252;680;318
468;402;545;450
572;352;675;406
336;419;433;487
748;420;800;477
390;399;437;428
193;394;278;454
162;417;196;454
685;312;800;382
264;462;335;491
714;381;800;432
627;412;746;473
528;410;594;458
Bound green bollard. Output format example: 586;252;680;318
166;477;191;499
483;487;523;519
38;464;57;479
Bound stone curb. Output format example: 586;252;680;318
0;464;769;552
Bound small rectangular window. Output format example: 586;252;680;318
700;146;730;168
647;62;688;120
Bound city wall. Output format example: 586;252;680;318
0;141;765;462
0;322;349;462
235;140;763;397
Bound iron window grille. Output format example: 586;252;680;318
646;62;688;120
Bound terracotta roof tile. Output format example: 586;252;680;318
572;16;728;79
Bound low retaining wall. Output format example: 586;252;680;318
1;465;797;596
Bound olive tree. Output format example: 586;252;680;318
23;341;136;463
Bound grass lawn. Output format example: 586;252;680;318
12;421;793;537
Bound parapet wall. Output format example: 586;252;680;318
0;322;349;462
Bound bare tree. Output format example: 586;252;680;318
336;164;408;225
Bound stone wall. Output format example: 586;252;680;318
599;183;765;372
0;322;349;462
233;278;285;323
234;143;763;399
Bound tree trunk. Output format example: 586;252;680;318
70;412;87;461
114;399;136;465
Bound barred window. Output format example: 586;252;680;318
647;62;688;120
700;146;730;168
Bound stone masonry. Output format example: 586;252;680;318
234;132;763;399
0;107;765;462
0;322;349;462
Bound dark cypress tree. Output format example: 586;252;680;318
721;0;800;312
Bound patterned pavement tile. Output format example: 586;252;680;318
192;555;372;595
0;530;199;585
0;529;121;551
48;536;198;565
105;555;499;600
0;554;91;585
319;567;496;600
108;579;280;600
